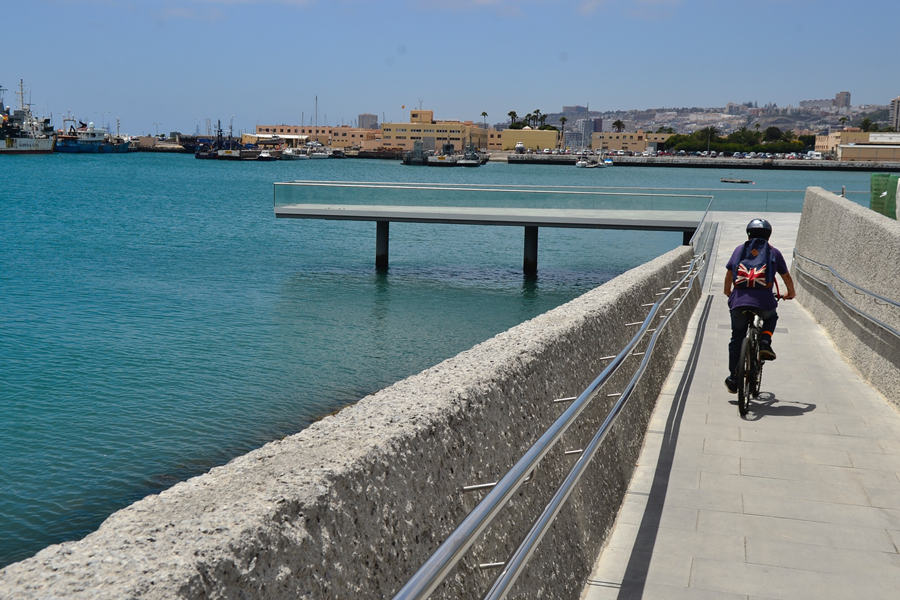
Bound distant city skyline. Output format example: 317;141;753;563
4;0;898;136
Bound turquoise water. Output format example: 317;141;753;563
0;154;872;567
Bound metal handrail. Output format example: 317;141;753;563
391;250;706;600
793;250;900;309
688;196;715;247
483;253;705;600
793;250;900;340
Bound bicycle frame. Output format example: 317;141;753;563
737;311;765;415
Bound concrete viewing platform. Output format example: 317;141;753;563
581;212;900;600
274;203;704;272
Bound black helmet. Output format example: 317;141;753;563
746;218;772;240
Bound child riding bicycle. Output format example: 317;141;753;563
724;218;796;394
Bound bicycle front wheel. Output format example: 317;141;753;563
737;338;752;416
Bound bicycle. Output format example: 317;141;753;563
736;296;781;416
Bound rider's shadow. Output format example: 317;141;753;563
738;392;817;420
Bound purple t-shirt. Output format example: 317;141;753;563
726;242;787;311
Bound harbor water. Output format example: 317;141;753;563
0;154;873;567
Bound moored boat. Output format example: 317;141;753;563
55;119;129;153
305;141;330;159
456;142;483;167
425;141;459;166
281;146;309;160
0;80;55;155
401;140;430;165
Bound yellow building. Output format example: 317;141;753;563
591;130;672;152
329;126;381;149
816;129;867;154
500;127;559;151
487;130;503;151
381;110;487;152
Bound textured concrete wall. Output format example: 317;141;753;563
795;187;900;407
0;246;698;600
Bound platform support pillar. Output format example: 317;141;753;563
683;229;694;246
376;221;389;271
524;226;538;274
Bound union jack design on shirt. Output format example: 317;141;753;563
735;263;768;287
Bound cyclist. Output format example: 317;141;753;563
724;218;796;394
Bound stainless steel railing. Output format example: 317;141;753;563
792;250;900;340
391;247;708;600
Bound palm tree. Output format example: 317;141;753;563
839;116;848;129
533;109;542;128
558;116;567;148
508;110;518;126
481;111;488;130
612;119;625;132
524;113;533;128
539;114;547;128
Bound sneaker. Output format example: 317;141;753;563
759;339;777;361
724;376;738;394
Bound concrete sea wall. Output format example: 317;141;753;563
795;186;900;406
0;246;698;600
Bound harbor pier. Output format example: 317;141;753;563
273;182;708;273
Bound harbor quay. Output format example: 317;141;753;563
2;188;900;599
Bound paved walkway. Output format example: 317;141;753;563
581;212;900;600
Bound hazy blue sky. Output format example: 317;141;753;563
5;0;897;136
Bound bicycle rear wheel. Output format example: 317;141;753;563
737;338;752;416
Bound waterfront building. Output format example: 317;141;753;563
837;132;900;162
380;109;487;152
891;96;900;132
487;130;503;151
591;130;673;153
328;126;380;149
256;124;332;146
358;113;379;130
499;127;558;151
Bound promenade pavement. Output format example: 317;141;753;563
581;212;900;600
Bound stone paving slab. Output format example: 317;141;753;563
581;212;900;600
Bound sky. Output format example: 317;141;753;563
4;0;898;136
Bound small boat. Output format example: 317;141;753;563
456;142;482;167
305;141;329;159
426;141;459;166
257;150;276;161
401;140;430;165
721;178;755;184
280;147;309;160
575;153;606;168
0;81;55;155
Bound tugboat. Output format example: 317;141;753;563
0;80;55;155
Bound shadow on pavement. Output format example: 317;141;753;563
740;392;817;420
